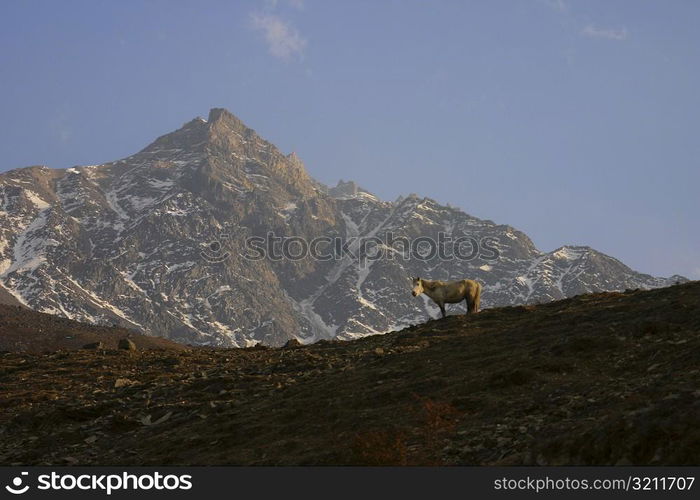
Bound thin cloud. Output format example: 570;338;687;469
251;13;307;61
265;0;304;9
581;24;628;41
541;0;567;13
50;105;74;145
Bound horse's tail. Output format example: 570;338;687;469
471;281;481;313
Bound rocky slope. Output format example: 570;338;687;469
0;108;686;346
0;281;698;465
0;304;185;352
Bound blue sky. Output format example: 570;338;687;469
1;0;698;278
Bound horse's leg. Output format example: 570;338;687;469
439;302;446;319
465;296;472;315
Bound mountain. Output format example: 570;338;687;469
0;108;686;346
2;282;698;465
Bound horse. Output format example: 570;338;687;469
411;277;481;319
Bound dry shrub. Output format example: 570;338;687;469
412;394;460;464
348;394;461;465
350;428;408;466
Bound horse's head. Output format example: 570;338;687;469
411;277;424;297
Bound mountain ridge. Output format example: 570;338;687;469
0;108;686;346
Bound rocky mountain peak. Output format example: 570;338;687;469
330;179;358;197
138;116;209;155
136;108;258;157
327;179;377;200
207;107;241;125
206;107;257;141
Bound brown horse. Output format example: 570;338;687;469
411;277;481;319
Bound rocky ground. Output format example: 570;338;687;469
0;282;698;465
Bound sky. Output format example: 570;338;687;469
1;0;698;279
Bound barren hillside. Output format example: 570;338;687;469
0;282;698;465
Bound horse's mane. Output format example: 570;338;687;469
421;279;447;290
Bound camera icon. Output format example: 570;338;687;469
5;472;29;495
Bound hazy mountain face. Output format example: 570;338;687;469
0;109;685;346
